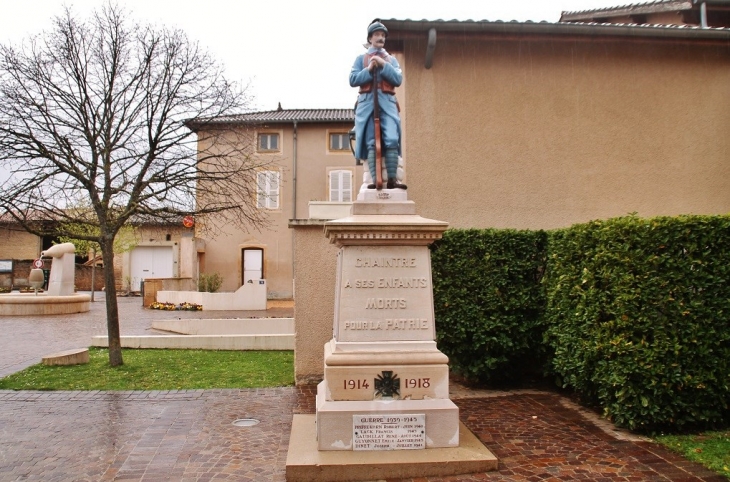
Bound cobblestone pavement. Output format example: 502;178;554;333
0;300;726;481
0;388;725;482
0;295;293;377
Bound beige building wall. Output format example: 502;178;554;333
201;218;293;298
290;222;339;384
294;123;364;217
197;120;356;299
291;29;730;384
193;125;292;297
0;227;40;260
397;34;730;229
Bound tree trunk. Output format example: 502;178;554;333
90;248;96;302
101;239;123;366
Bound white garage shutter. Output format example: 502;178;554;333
130;246;174;291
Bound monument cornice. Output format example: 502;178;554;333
324;215;449;246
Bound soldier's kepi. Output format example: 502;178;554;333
349;19;407;190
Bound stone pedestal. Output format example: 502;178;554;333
286;191;497;481
316;196;458;450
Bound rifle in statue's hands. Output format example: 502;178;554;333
372;65;383;190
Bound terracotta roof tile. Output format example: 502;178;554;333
190;108;354;128
561;0;692;19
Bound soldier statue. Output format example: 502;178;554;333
350;19;406;190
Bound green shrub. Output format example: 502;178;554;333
197;272;223;293
544;215;730;432
430;228;547;384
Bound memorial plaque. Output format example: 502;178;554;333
352;414;426;451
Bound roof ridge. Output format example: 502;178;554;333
252;107;354;112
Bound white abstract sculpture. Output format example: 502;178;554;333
41;242;76;296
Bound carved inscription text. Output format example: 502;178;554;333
353;414;426;451
337;247;435;342
355;257;416;268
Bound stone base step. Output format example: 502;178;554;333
316;383;459;451
286;414;497;482
42;348;89;366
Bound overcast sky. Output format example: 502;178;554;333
0;0;622;111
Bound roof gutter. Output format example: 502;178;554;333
425;28;437;68
385;18;730;42
700;1;709;28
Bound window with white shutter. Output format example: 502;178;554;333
329;170;352;202
257;171;280;209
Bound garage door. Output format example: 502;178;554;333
130;246;173;291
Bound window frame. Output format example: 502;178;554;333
327;130;351;154
257;132;281;153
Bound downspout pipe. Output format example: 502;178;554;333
292;120;298;219
291;121;298;297
425;28;437;69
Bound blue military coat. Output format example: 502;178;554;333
349;48;402;160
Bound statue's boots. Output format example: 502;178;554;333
385;148;407;190
366;149;377;189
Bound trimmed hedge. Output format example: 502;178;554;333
430;229;547;383
544;215;730;432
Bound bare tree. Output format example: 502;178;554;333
0;4;271;366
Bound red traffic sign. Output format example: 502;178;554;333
182;216;195;228
32;259;44;269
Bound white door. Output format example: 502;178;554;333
242;248;263;284
130;246;174;291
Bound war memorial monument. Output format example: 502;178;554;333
285;19;497;482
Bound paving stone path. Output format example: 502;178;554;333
0;295;292;378
0;298;725;481
0;388;724;481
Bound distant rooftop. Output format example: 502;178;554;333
188;107;354;130
382;16;730;39
561;0;692;19
560;0;730;27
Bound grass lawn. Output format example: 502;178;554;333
655;431;730;479
0;347;294;390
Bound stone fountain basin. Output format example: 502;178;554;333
0;293;91;316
